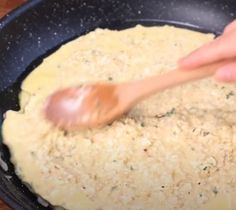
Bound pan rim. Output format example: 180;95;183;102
0;0;42;30
0;1;45;210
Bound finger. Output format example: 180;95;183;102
224;19;236;34
214;62;236;82
179;37;223;69
179;30;236;69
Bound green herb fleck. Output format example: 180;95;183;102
141;122;145;127
30;151;35;157
130;166;134;171
111;186;118;192
226;91;235;99
166;108;176;116
155;108;176;118
203;131;210;136
155;114;165;118
212;187;218;195
63;130;68;136
203;166;208;171
108;76;113;81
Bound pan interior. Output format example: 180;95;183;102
0;18;220;210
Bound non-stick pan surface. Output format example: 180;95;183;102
0;0;235;209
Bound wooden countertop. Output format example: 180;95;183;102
0;200;11;210
0;0;25;17
0;1;26;209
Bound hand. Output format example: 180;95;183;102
178;20;236;83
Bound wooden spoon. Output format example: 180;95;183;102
44;59;232;130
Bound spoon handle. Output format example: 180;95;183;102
121;58;235;105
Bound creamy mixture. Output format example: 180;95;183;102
2;25;236;210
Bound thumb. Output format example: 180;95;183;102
223;19;236;34
214;62;236;83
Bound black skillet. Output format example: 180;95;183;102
0;0;235;209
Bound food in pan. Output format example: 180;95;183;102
2;25;236;210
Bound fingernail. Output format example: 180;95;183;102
178;57;191;68
215;68;233;82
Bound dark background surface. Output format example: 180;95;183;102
0;0;235;210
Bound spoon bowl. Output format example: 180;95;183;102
45;84;122;129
